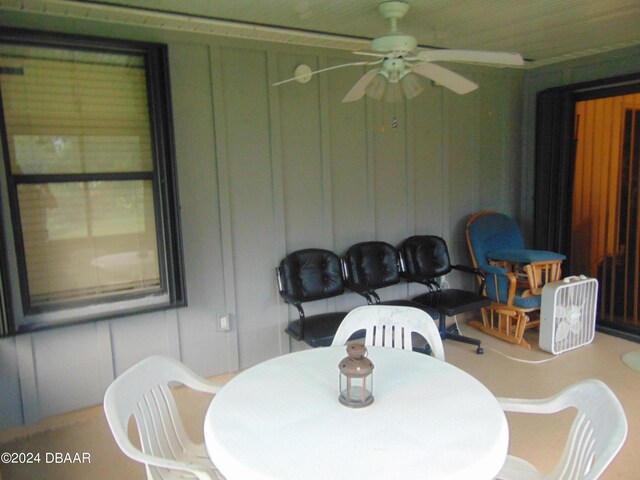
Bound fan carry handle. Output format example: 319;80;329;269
562;275;588;283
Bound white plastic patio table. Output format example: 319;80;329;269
204;346;508;480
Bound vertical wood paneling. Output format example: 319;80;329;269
169;43;239;375
30;323;105;419
95;321;114;393
447;74;482;266
277;54;335;328
411;85;446;234
218;47;281;368
210;44;244;362
502;74;525;215
324;61;376;313
368;101;411;301
476;70;524;275
372;101;410;244
0;336;22;427
109;311;179;375
408;84;449;295
15;335;36;423
266;50;290;354
328;62;372;251
318;57;336;251
278;54;325;250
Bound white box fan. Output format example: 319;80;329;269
539;276;598;354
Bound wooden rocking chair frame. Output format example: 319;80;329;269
466;211;563;348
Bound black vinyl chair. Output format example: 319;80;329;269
341;240;440;320
400;235;490;354
276;248;349;348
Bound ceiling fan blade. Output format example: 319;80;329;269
353;51;387;58
273;60;375;86
411;62;478;94
416;50;524;66
342;69;381;103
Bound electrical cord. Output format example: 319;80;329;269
442;278;559;364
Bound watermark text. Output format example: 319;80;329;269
1;451;91;464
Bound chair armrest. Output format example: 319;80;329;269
497;393;568;416
400;271;437;289
480;264;508;276
157;356;224;394
181;376;223;395
480;265;518;306
277;291;306;340
344;281;377;304
277;290;306;317
452;264;484;277
276;266;302;308
278;290;301;308
451;264;486;294
276;267;306;317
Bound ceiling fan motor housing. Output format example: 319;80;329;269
372;33;417;53
374;1;416;53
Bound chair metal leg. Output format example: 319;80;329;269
438;313;483;354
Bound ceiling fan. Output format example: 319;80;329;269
274;1;524;103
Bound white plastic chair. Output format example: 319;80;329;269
103;355;224;480
496;379;627;480
331;305;445;361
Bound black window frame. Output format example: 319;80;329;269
0;28;186;335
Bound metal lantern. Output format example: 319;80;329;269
338;344;374;408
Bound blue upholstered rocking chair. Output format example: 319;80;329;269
465;211;566;348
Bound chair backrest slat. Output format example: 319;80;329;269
134;386;186;472
557;414;595;480
332;305;445;361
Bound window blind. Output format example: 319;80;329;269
0;44;161;308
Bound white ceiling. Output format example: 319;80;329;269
3;0;640;67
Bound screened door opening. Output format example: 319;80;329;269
572;92;640;335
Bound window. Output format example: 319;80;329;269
0;29;185;335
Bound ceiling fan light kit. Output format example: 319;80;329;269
365;74;387;100
274;1;524;103
400;72;424;99
365;70;424;102
383;82;402;103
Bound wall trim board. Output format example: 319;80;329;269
96;322;114;394
267;50;290;355
208;45;238;335
15;334;35;424
318;56;336;250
